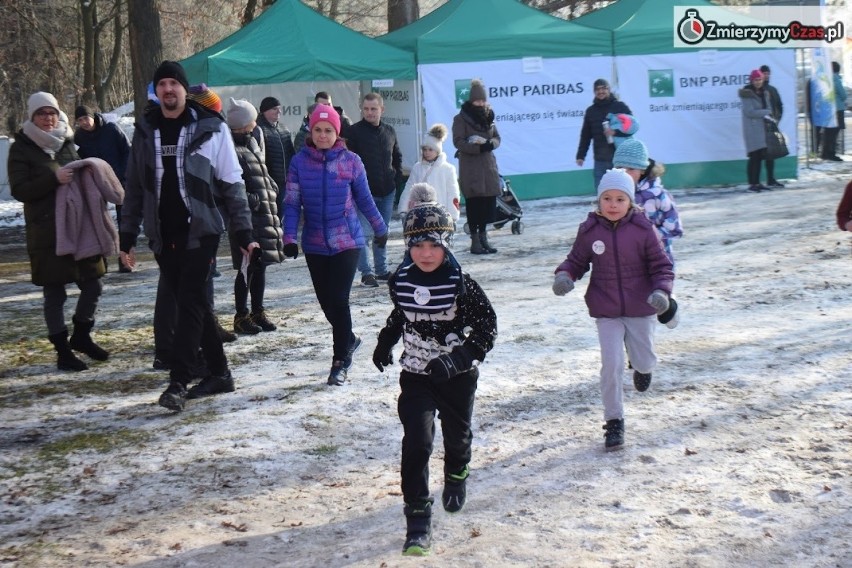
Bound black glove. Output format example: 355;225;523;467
372;345;393;371
283;243;299;259
424;346;474;384
479;141;494;153
373;328;396;371
374;233;388;248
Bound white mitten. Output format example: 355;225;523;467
647;290;670;314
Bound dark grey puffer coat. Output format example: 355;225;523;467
229;132;284;269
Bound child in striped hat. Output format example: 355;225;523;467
372;184;497;557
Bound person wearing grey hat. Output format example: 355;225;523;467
576;78;633;190
553;167;674;451
226;98;285;336
120;60;259;411
9;91;112;372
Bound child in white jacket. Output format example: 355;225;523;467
397;124;461;224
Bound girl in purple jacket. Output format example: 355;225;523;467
552;169;674;451
284;104;388;386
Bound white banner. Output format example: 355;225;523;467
419;57;615;176
614;49;797;163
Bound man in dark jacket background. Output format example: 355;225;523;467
575;78;632;190
346;92;403;287
74;105;132;272
256;96;295;214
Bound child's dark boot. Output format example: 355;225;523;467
442;464;469;513
402;501;432;556
603;418;624;451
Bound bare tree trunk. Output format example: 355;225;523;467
96;1;125;111
387;0;418;32
80;0;96;104
127;0;162;119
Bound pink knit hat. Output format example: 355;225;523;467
309;104;341;136
749;69;764;81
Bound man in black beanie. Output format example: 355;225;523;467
575;78;632;190
257;96;295;214
121;59;258;411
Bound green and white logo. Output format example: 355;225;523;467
454;79;471;108
649;70;674;98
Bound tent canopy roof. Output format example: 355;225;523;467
379;0;612;64
572;0;718;55
181;0;415;86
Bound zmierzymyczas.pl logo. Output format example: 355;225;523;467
674;6;845;48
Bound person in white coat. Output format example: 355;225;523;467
397;124;461;226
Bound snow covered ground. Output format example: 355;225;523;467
0;158;850;567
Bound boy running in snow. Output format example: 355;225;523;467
552;169;674;451
373;186;497;556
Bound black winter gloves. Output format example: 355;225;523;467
479;141;494;153
372;328;397;371
425;346;474;384
283;243;299;259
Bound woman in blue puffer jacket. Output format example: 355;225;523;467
284;104;388;387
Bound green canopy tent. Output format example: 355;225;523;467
181;0;415;85
178;0;418;165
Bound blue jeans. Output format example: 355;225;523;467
358;192;394;277
593;160;612;191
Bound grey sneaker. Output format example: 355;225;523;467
327;360;347;386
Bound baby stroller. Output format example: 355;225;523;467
463;176;524;235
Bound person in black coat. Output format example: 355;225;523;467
346;92;403;286
575;78;632;190
226;98;285;335
256;97;295;215
74;105;132;271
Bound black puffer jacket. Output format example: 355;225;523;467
345;119;403;198
9;130;106;286
256;114;294;194
229;132;284;268
576;95;632;163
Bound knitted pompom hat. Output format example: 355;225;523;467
421;123;448;153
403;200;454;249
226;98;258;130
28;91;60;120
597;168;635;203
749;69;764;81
612;138;650;170
468;79;487;102
188;83;222;113
408;182;438;207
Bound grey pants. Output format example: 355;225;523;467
595;315;657;421
43;279;103;336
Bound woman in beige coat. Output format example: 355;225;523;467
452;79;502;254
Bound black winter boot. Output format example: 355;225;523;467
69;317;109;361
603;418;625;452
186;370;235;399
442;464;469;513
48;330;88;372
479;230;497;254
470;231;487;255
402;501;433;556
